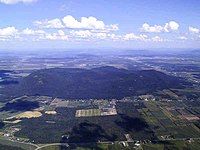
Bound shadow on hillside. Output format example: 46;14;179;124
115;114;149;132
60;121;117;149
0;100;39;112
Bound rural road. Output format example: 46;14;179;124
35;143;69;150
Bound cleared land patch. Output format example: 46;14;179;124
44;111;57;115
76;107;117;117
76;109;101;117
3;120;21;124
15;111;42;119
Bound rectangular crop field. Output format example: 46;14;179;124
76;109;101;117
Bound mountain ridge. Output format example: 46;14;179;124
3;66;188;99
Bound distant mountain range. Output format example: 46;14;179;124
3;66;188;99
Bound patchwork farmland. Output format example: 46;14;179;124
76;107;117;117
76;109;101;117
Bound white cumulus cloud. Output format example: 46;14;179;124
151;36;164;42
45;30;68;41
141;23;163;33
34;15;118;31
140;21;179;33
0;26;18;36
34;19;64;29
70;30;92;38
22;28;45;35
0;26;18;41
164;21;179;32
63;15;105;30
189;26;199;34
123;33;148;41
69;30;122;41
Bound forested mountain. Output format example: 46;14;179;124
4;67;187;99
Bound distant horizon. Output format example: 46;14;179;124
0;47;199;54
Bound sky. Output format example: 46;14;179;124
0;0;199;50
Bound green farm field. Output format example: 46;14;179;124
76;109;101;117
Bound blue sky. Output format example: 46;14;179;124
0;0;199;50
